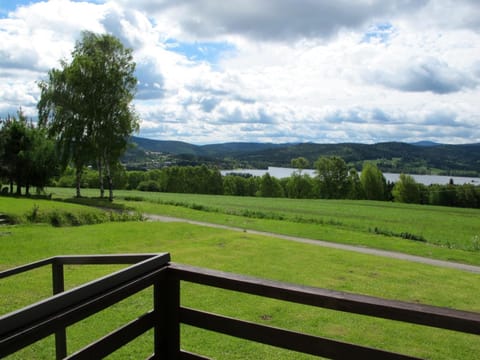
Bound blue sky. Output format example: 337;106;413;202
165;39;236;64
0;0;30;16
1;0;479;144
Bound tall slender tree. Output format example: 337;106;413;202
38;63;94;197
38;31;139;200
70;32;138;200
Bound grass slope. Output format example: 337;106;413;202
1;218;479;358
0;196;140;226
48;188;480;265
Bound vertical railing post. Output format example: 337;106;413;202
154;268;180;359
52;260;67;359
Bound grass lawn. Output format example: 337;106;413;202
46;187;480;265
0;195;140;226
1;212;479;359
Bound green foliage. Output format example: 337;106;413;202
0;110;58;195
126;171;147;190
290;157;309;172
360;162;386;200
347;168;364;199
38;31;138;200
137;180;161;192
426;183;480;208
285;173;314;198
159;165;224;195
223;174;257;196
314;156;350;198
259;173;284;197
392;174;421;203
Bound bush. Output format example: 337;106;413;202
137;180;161;192
370;227;426;242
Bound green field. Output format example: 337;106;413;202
50;187;480;265
1;193;479;359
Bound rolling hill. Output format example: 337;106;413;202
125;136;480;175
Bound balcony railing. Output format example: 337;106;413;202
1;253;479;359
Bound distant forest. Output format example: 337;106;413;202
124;137;480;176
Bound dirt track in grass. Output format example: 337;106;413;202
144;213;480;274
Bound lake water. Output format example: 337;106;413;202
221;167;480;185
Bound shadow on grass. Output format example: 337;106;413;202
61;196;129;211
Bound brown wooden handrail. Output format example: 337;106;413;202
0;254;479;359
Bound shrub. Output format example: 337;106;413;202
26;204;40;222
370;227;426;242
137;180;161;192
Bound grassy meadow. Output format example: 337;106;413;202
1;192;479;359
52;187;480;265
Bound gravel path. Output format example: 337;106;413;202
144;214;480;274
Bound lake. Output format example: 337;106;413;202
220;167;480;185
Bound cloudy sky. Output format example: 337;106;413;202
1;0;479;144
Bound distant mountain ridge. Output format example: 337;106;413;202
131;136;286;156
410;141;442;147
127;136;480;175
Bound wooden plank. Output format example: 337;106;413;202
170;263;480;334
0;266;167;358
52;262;66;360
180;307;420;360
154;270;180;359
56;254;159;265
0;257;54;279
0;253;170;336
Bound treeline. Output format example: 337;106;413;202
0;111;58;195
51;156;480;209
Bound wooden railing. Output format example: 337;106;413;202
1;253;479;359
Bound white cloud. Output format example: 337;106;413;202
0;0;479;144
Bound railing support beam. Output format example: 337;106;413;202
52;261;67;360
154;268;180;359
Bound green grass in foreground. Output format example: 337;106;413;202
0;196;141;226
48;188;480;265
1;220;479;360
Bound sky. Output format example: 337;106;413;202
1;0;479;145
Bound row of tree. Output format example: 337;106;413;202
0;111;57;195
49;159;480;209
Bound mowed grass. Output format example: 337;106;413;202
0;196;140;226
0;196;105;221
1;213;479;359
49;187;480;265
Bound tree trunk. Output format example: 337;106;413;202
9;179;13;194
105;161;113;202
98;159;104;198
15;178;21;196
75;168;82;198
